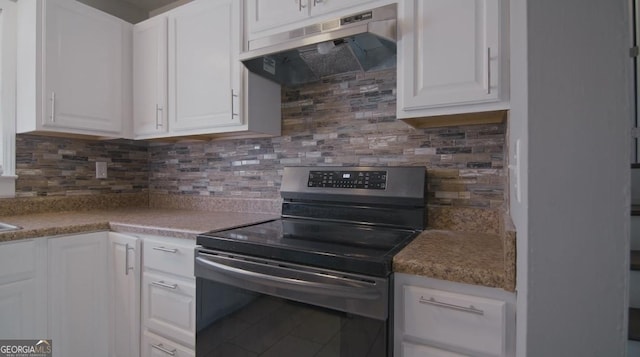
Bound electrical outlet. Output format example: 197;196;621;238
508;139;521;203
96;162;107;179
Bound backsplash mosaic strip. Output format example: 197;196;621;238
15;134;149;197
149;69;506;209
149;193;281;215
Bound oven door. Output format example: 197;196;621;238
195;248;390;357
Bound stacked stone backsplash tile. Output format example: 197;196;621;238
15;134;149;197
10;69;506;232
149;69;507;220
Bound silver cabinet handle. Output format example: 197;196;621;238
231;89;239;119
486;47;491;94
151;343;176;356
50;92;56;122
419;296;485;315
125;243;135;276
152;280;178;290
299;0;306;11
155;105;164;129
153;246;178;253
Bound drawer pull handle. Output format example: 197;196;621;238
152;281;178;290
50;91;56;122
153;246;178;253
155;104;164;129
231;89;239;118
419;296;485;315
124;243;135;276
151;343;177;356
486;47;491;94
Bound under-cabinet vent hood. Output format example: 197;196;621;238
240;4;397;87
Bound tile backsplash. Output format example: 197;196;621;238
15;134;148;197
149;68;506;209
13;69;505;211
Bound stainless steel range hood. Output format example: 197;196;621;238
240;4;397;87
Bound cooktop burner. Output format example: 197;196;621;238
197;217;419;277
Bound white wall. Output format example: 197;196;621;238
508;0;528;354
511;0;632;355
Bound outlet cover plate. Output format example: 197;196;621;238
96;162;107;179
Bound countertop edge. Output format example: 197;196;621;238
393;228;512;292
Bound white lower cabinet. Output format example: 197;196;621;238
0;239;47;339
49;232;110;357
140;235;196;354
0;231;196;357
394;273;515;357
0;232;141;357
108;232;142;357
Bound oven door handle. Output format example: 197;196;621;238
195;255;382;300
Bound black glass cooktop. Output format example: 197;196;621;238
196;218;419;277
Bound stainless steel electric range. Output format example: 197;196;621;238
194;166;426;357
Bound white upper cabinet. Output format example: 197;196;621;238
133;0;281;140
245;0;379;40
133;16;168;139
168;0;242;134
397;0;508;119
17;0;132;138
246;0;310;34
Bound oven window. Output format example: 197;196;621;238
196;278;387;357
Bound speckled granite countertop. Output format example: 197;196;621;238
0;205;515;291
0;209;279;242
394;229;513;291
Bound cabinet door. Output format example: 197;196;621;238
49;232;109;357
246;0;310;34
134;16;168;138
168;0;242;133
142;271;196;348
0;240;47;339
108;233;141;357
398;0;500;111
43;0;129;135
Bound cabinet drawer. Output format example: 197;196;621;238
143;237;195;277
143;272;195;348
142;330;194;357
402;341;468;357
403;286;506;357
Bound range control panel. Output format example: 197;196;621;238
307;170;387;189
